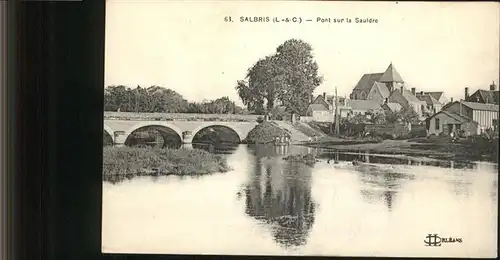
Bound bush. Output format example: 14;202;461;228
256;116;265;124
244;121;289;144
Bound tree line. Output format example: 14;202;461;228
104;85;248;114
105;39;323;116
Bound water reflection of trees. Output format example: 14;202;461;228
356;164;415;211
242;149;316;248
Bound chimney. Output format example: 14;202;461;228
323;92;326;99
411;88;416;95
490;81;497;91
420;91;424;96
465;87;469;100
400;86;404;93
450;97;454;103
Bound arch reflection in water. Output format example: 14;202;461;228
242;149;316;248
124;125;182;149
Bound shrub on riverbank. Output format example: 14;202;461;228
102;147;231;182
243;121;291;144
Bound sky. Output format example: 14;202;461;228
105;1;499;106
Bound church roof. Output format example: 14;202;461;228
353;73;384;91
379;63;404;83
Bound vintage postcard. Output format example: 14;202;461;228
102;0;499;257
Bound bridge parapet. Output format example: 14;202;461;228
104;111;261;122
104;119;259;146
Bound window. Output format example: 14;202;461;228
435;118;440;130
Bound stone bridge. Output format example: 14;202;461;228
103;112;260;146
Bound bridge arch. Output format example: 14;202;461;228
190;124;244;143
123;122;184;147
104;124;114;137
103;124;115;145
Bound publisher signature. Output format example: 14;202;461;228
424;234;463;247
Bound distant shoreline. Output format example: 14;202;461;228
298;139;498;163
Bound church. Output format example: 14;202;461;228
349;63;426;118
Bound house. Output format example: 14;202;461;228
427;110;478;137
387;86;427;118
350;63;425;117
305;93;333;122
305;104;331;122
464;82;499;104
416;91;448;106
348;100;384;116
366;82;391;104
439;101;499;134
415;92;442;115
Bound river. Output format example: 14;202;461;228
102;144;498;258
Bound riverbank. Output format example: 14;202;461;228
300;138;499;162
103;147;231;183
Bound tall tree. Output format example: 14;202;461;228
236;39;323;115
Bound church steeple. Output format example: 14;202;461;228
379;63;404;92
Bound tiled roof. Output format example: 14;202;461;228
402;89;422;103
383;102;402;112
308;104;329;111
390;88;423;103
379;63;404;83
349;100;384;111
312;95;330;106
425;92;444;101
353;73;384;91
417;94;441;105
461;101;499;112
434;111;477;124
373;82;390;98
478;90;499;104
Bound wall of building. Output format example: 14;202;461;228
312;111;333;122
366;87;385;104
409;101;425;117
442;102;473;118
427;112;461;136
472;110;499;129
444;102;498;130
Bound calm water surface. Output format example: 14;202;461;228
102;144;498;257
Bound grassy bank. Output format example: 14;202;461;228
103;146;231;183
301;138;498;162
302;135;383;146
